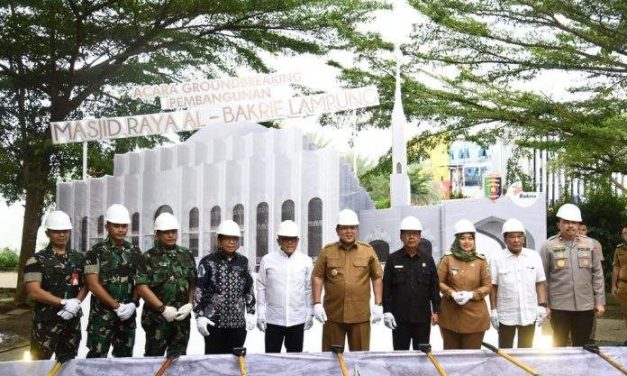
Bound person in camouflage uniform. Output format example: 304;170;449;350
135;212;197;357
24;210;87;363
85;204;142;358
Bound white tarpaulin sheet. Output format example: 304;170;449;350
1;347;625;376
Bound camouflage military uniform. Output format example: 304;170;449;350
85;237;142;357
135;241;196;357
23;245;85;362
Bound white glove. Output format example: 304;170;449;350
196;316;215;337
245;313;256;331
490;309;499;329
383;312;397;330
453;291;473;305
536;306;548;327
114;302;136;321
161;306;178;322
304;315;314;330
175;303;193;321
313;303;327;323
257;315;267;332
62;298;82;315
57;309;75;320
451;291;462;304
371;304;383;324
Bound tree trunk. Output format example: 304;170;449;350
13;153;50;305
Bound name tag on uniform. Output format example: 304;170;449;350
394;265;404;269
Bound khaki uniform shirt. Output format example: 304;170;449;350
613;244;627;283
539;234;605;311
313;241;383;323
437;252;491;333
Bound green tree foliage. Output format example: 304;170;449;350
360;162;441;208
0;248;19;270
336;0;627;183
504;150;535;193
0;0;386;303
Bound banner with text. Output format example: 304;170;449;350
50;86;379;144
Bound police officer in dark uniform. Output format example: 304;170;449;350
24;210;87;363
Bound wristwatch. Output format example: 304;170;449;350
157;304;165;313
60;299;67;306
538;302;548;307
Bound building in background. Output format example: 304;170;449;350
56;121;374;264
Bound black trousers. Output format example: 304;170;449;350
265;323;305;353
204;326;247;354
498;323;536;348
392;322;431;350
550;310;594;347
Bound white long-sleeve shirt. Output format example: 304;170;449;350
256;248;313;327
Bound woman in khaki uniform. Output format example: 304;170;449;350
438;219;491;349
612;225;627;330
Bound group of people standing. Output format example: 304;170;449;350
23;202;620;364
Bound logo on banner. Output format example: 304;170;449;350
483;174;502;201
505;181;540;207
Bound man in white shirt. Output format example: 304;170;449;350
256;220;314;352
489;218;548;348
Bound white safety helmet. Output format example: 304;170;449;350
400;216;423;231
153;212;180;231
556;203;582;222
217;220;241;237
105;204;131;224
454;219;476;235
501;218;525;235
45;210;73;230
277;220;300;238
337;209;359;226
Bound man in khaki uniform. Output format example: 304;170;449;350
312;209;383;351
611;225;627;330
539;203;605;347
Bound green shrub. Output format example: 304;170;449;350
0;248;19;269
